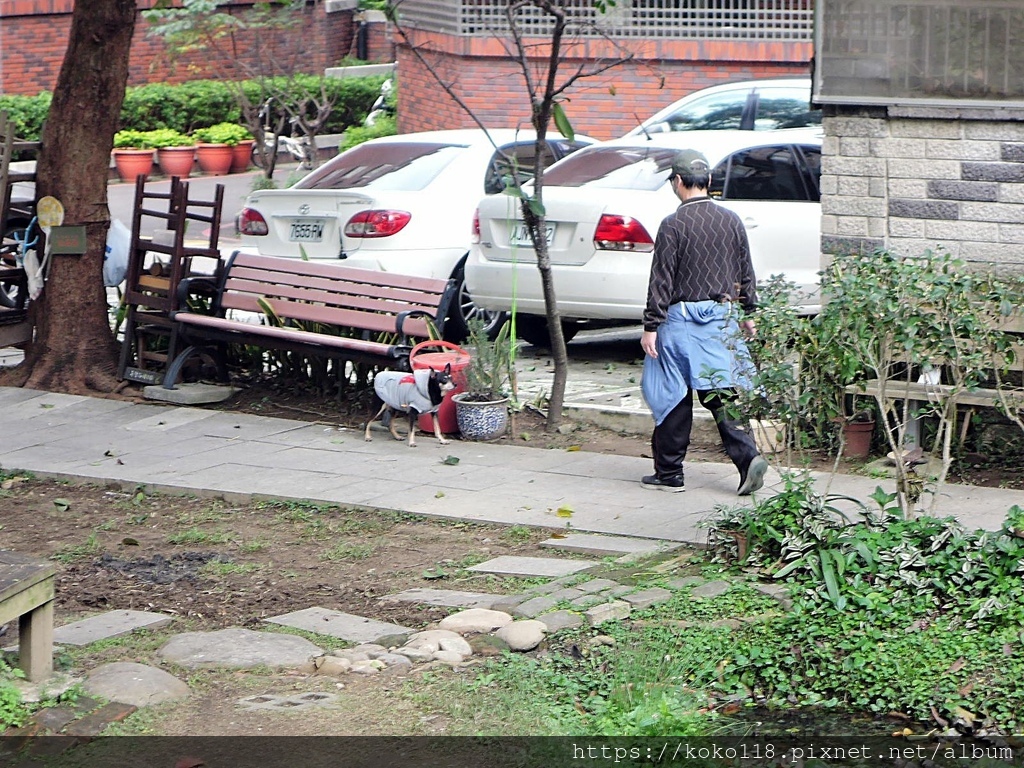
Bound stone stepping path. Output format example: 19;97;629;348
158;627;322;669
54;610;173;646
466;555;598;578
379;588;499;609
239;692;339;711
539;533;681;557
264;606;413;643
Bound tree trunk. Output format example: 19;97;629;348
2;0;136;394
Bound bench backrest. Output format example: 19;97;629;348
219;252;454;339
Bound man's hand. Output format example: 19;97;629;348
641;330;658;358
740;319;756;338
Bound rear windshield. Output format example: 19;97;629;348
543;146;678;190
295;142;465;191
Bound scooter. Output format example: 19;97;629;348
252;98;314;170
363;79;394;127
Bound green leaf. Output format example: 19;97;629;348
422;568;447;580
555;506;574;518
552;101;575;141
440;455;460;465
53;498;70;511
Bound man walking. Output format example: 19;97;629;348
639;148;768;495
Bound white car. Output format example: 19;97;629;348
465;128;823;346
235;129;593;340
625;78;819;137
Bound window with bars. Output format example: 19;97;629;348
394;1;814;41
814;0;1024;107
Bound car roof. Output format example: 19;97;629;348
586;127;822;165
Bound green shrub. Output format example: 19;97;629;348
192;122;251;145
338;114;396;152
112;129;155;149
144;128;193;148
0;92;51;142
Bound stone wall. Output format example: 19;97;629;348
821;106;1024;273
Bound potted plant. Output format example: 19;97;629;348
112;129;156;183
452;318;516;441
146;128;195;178
192;123;247;176
840;406;876;460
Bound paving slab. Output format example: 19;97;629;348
143;383;240;405
53;610;173;646
539;533;678;556
158;627;321;669
264;607;414;644
83;662;190;708
379;588;500;609
465;556;598;578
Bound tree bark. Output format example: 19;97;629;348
1;0;136;394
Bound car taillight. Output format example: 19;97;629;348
471;208;480;243
236;208;269;236
344;210;411;238
594;214;654;252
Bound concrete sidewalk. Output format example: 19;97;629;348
0;386;1018;543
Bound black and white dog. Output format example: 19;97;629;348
364;364;454;447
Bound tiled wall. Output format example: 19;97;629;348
821;106;1024;272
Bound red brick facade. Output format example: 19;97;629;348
396;32;813;140
0;0;388;96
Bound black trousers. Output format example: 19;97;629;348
651;388;758;480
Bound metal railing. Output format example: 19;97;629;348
393;0;814;41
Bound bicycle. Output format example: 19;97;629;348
251;98;314;170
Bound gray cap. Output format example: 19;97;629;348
671;149;710;177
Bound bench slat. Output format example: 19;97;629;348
222;273;444;316
230;252;449;294
175;313;403;356
847;380;1021;409
219;294;432;338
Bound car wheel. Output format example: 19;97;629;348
443;259;508;343
516;314;580;348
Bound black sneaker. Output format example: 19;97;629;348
641;474;685;492
737;456;769;496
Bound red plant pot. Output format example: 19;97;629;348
157;146;196;178
195;143;233;176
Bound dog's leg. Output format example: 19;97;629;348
387;407;405;442
431;413;450;445
364;402;389;442
406;410;419;447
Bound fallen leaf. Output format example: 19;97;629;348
555;506;574;518
945;657;967;674
122;537;139;546
434;491;445;498
953;705;977;724
104;450;115;457
117;459;124;465
53;498;70;511
422;568;447;580
520;433;531;441
440;455;460;465
40;403;54;409
550;532;567;539
958;681;975;696
566;445;581;452
175;758;205;768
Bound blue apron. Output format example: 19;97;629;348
641;301;755;426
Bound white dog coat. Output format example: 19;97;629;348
373;369;440;414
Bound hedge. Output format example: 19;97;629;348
0;75;386;142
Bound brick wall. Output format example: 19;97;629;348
820;106;1024;272
395;36;812;141
0;0;370;96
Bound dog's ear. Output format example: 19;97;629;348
444;363;452;375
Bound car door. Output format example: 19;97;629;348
710;143;821;306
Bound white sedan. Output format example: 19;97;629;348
465;128;823;346
234;129;593;341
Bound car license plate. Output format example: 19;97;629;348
509;223;553;247
289;220;325;242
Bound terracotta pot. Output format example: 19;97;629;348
843;419;875;459
112;149;155;183
156;146;196;178
195;143;233;176
230;139;255;173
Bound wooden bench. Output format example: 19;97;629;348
162;251;457;388
846;322;1024;450
0;551;55;682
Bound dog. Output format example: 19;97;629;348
364;364;454;447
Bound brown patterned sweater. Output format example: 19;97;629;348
642;196;758;332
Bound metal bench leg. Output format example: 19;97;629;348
19;599;53;682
